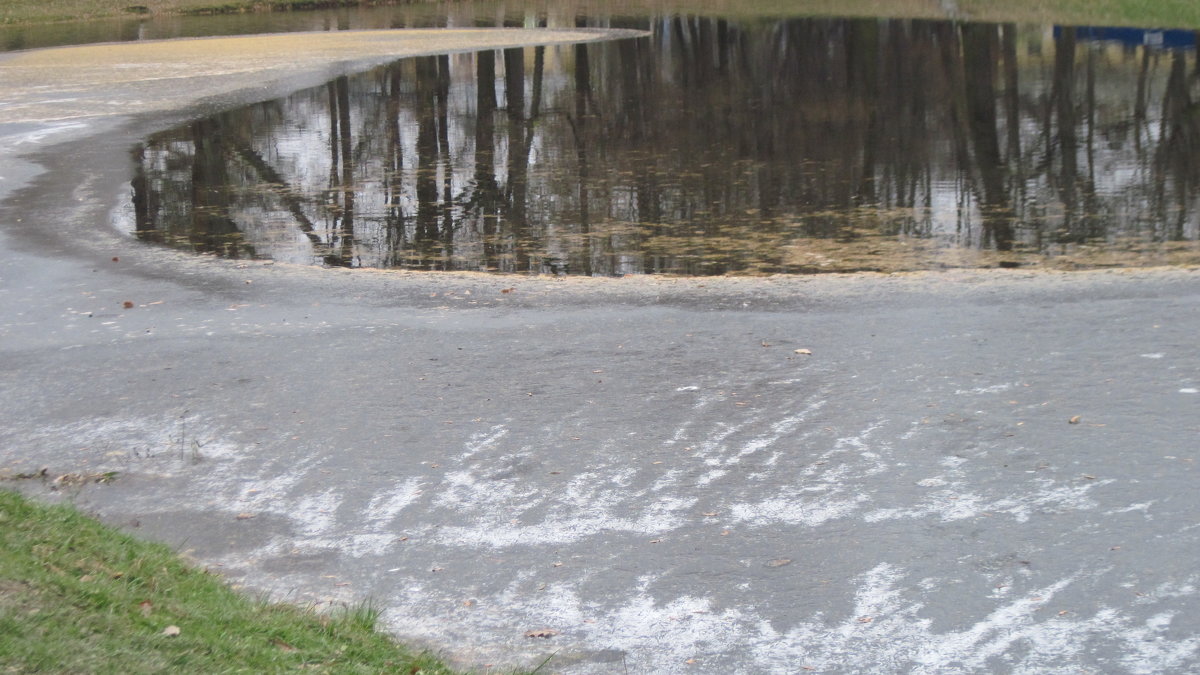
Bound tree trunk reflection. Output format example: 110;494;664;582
128;17;1200;275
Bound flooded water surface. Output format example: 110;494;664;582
118;17;1200;275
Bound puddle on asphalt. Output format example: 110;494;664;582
114;17;1200;275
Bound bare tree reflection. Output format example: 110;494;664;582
129;17;1200;275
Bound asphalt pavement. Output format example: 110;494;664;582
1;30;1199;674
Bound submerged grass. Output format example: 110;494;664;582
3;0;1200;29
0;489;462;674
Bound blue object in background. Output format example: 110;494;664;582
1058;25;1197;50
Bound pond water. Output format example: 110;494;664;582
113;13;1200;275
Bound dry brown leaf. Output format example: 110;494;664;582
162;625;181;637
1068;415;1082;424
272;638;298;652
123;301;134;309
524;628;558;638
235;513;255;520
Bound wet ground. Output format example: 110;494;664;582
2;28;1200;675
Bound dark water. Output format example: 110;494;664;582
118;17;1200;275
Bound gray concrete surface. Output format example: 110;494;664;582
2;31;1200;674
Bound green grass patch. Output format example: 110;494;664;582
0;489;461;674
3;0;1200;29
0;0;371;25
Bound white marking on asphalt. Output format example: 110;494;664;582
364;477;423;526
457;424;508;459
292;488;341;536
954;383;1014;395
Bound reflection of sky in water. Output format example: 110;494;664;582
117;18;1200;275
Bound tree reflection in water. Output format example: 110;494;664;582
125;16;1200;275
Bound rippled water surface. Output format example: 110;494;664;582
115;15;1200;275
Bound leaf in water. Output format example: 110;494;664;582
162;625;181;637
524;629;559;638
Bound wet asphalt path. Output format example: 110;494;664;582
2;31;1200;674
